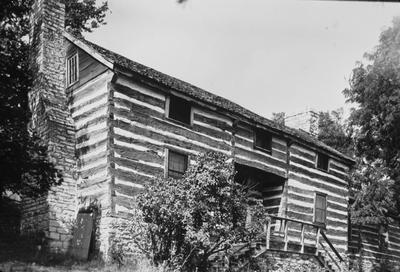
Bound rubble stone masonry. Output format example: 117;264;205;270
22;0;77;253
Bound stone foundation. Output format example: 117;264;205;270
255;251;323;271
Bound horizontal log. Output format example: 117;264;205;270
193;113;231;131
236;125;253;139
290;158;347;185
80;162;108;179
113;168;158;186
234;156;286;178
113;115;230;153
234;146;287;170
76;139;108;157
114;145;164;166
114;183;143;198
329;161;348;174
76;127;108;145
114;133;163;153
72;71;109;102
79;151;108;169
71;92;108;115
114;157;164;177
115;74;166;101
114;96;164;119
290;145;315;161
192;123;232;142
288;171;347;196
113;81;165;109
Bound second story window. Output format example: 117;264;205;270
168;95;191;125
314;193;327;225
167;150;188;179
254;128;272;153
316;153;329;171
66;53;79;86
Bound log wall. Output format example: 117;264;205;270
66;43;114;255
286;143;349;253
108;71;351;258
349;219;400;271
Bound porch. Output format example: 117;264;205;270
230;164;344;271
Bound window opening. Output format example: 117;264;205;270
168;150;188;179
254;128;272;152
316;153;329;171
314;193;327;225
168;95;191;125
67;53;79;86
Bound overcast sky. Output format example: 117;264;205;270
86;0;400;119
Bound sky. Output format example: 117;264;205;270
86;0;400;119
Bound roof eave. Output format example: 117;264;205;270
64;32;114;69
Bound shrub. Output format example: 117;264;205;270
119;152;267;271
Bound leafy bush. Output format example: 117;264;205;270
115;152;267;271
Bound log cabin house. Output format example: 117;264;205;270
22;0;400;270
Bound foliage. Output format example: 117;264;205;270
0;0;108;198
128;152;267;272
272;112;286;126
344;17;400;212
350;159;396;225
317;109;354;157
64;0;109;34
316;109;396;224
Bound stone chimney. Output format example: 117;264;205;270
285;110;320;137
23;0;77;253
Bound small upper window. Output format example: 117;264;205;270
254;128;272;152
316;153;329;171
168;95;191;125
314;193;327;225
66;53;79;86
167;150;188;179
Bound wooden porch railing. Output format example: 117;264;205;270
257;215;344;272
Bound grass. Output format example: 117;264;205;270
0;258;165;272
0;233;164;272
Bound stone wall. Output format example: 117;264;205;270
255;251;324;271
22;0;78;253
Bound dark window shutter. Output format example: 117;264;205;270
254;129;272;152
317;153;329;171
168;96;191;125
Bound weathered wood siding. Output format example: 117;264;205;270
349;219;400;270
109;72;350;256
66;42;109;88
286;143;349;253
110;74;236;216
66;43;113;207
234;123;287;178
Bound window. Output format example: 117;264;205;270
316;153;329;171
254;128;272;152
314;193;327;225
66;53;79;86
168;95;191;125
167;150;188;179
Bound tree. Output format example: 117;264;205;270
343;16;400;214
0;0;109;198
129;152;266;271
316;109;396;225
317;109;354;156
350;159;395;225
64;0;108;34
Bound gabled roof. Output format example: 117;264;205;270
64;32;355;165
